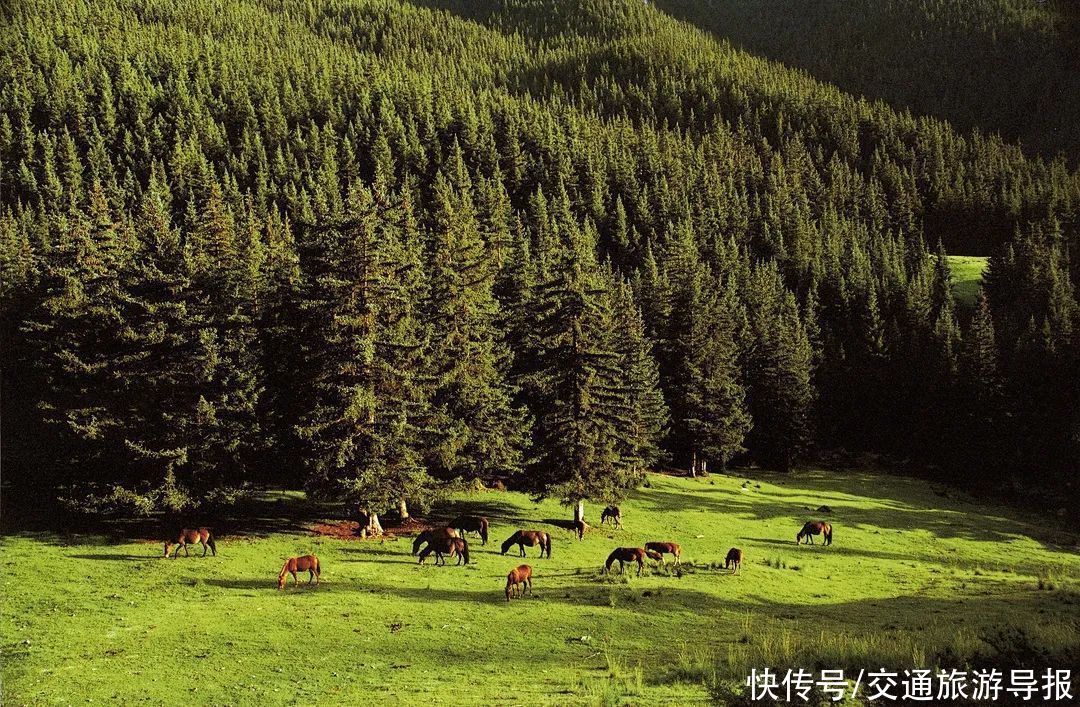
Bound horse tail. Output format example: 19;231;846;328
206;532;217;555
825;525;833;545
460;540;470;565
480;518;488;544
313;556;321;578
544;533;551;558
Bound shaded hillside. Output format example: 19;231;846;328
654;0;1080;164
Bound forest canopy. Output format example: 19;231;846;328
1;0;1078;522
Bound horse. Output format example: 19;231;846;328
797;521;833;545
506;564;532;601
412;527;459;556
500;530;551;559
451;515;489;545
419;536;470;566
278;555;320;589
600;505;622;528
645;541;681;565
604;547;659;576
725;547;743;573
573;519;588;541
164;528;217;558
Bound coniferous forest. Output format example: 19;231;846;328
2;0;1079;526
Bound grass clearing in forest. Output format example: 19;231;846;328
2;470;1078;704
945;255;990;305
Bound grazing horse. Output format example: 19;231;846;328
645;541;681;565
500;530;551;559
797;521;833;545
412;527;459;556
164;528;217;558
573;519;588;541
278;555;320;589
506;564;532;601
600;505;622;528
604;547;659;576
725;547;743;573
419;536;470;566
451;515;489;545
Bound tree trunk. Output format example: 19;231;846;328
398;498;409;521
689;450;697;478
573;499;585;524
701;458;708;476
359;508;384;538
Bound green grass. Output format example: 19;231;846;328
945;255;989;306
3;471;1079;705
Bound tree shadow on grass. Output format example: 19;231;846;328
68;552;158;561
632;476;1079;551
428;497;531;527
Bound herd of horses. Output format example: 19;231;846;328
164;508;835;598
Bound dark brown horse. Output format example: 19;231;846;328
278;555;320;589
797;521;833;545
501;530;551;558
645;541;681;565
506;564;532;601
419;536;470;565
604;547;659;575
451;515;489;545
725;547;743;573
164;528;217;558
600;505;622;528
412;527;459;556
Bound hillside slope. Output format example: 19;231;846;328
654;0;1080;164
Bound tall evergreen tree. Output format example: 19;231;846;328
295;185;431;536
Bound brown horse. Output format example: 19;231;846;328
451;515;489;545
645;541;681;565
604;547;659;575
164;528;217;558
725;547;743;573
501;530;551;558
506;564;532;601
797;521;833;545
600;505;622;528
412;527;459;556
278;555;320;589
419;536;470;566
573;519;589;540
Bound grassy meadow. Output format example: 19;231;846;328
945;255;990;306
3;471;1079;705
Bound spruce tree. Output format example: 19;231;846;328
295;185;431;536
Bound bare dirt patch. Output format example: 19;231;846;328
307;517;435;541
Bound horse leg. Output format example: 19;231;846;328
184;544;190;557
202;541;208;557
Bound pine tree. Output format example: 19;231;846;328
525;228;639;524
295;185;432;536
423;171;528;482
744;262;815;472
